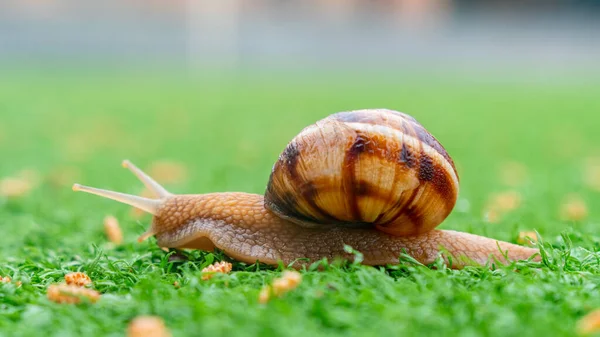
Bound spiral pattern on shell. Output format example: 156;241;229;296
264;109;459;236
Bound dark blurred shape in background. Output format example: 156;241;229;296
0;0;598;79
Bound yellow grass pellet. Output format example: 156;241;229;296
577;309;600;335
517;231;538;245
0;168;41;198
127;316;172;337
560;194;588;222
64;272;92;287
483;209;501;224
201;261;233;280
483;191;522;223
491;191;522;212
104;215;123;244
0;177;33;198
258;270;302;303
258;285;271;304
47;283;100;304
0;276;20;286
272;270;302;296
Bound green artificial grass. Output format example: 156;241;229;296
1;70;600;336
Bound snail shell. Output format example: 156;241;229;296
265;109;459;236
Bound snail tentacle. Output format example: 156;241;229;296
121;160;171;198
73;161;171;241
72;183;161;215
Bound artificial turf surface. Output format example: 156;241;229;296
1;70;600;336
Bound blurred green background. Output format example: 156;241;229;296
2;1;600;336
2;70;599;246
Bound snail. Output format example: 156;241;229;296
73;109;539;268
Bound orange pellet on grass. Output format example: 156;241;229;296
127;316;172;337
483;191;522;223
483;209;501;224
0;177;33;198
492;191;522;212
272;270;302;295
258;270;302;304
1;276;22;287
0;168;41;198
104;215;123;244
201;261;233;280
64;272;92;287
517;231;538;245
560;194;588;221
0;177;31;197
47;284;100;304
577;309;600;335
258;286;271;304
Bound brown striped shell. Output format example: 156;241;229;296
264;109;459;236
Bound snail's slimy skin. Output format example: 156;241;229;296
153;193;539;268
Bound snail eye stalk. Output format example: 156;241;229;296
72;183;161;215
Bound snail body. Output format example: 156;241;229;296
73;109;538;268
